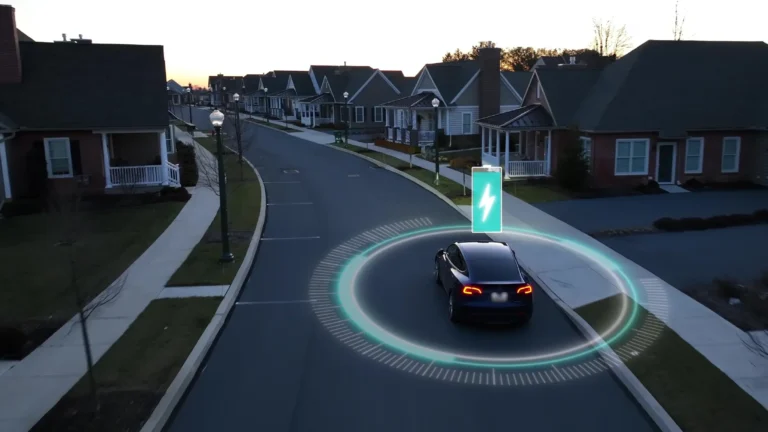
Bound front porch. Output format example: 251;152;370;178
477;105;553;178
101;130;180;189
379;92;443;147
298;93;335;127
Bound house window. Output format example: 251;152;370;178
165;127;175;153
579;137;592;170
684;137;704;174
614;139;649;175
374;107;383;122
462;112;472;134
721;137;740;173
44;137;73;178
355;106;365;123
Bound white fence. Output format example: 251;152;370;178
506;160;548;177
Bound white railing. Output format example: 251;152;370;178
111;165;163;186
405;131;411;144
506;160;548;177
167;161;180;186
418;130;435;143
387;128;393;140
396;129;402;142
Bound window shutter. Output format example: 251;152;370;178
70;140;82;175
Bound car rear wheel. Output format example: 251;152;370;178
434;259;442;286
448;294;461;323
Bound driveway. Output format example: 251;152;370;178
165;112;656;432
535;190;768;289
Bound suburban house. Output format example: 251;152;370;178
208;74;243;108
378;48;527;147
532;53;615;70
167;79;184;105
298;66;407;132
0;4;179;205
258;71;290;118
476;40;768;187
242;74;262;113
272;72;315;121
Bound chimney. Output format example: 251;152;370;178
478;47;501;120
0;5;22;84
570;56;576;65
62;33;67;41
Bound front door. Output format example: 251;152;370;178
656;142;677;184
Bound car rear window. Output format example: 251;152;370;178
468;258;522;282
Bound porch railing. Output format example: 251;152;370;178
506;160;548;177
110;164;181;187
418;130;435;143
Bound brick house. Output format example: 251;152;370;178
476;40;768;187
0;4;179;204
378;48;530;148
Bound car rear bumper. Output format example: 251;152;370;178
458;303;532;324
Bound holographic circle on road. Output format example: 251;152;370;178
309;221;669;386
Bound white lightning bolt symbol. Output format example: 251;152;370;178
478;183;496;223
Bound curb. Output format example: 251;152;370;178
140;145;267;432
320;141;681;432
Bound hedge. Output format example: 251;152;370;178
653;209;768;232
177;142;199;187
374;139;420;155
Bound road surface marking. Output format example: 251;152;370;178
236;300;315;305
263;181;301;184
422;361;435;377
348;174;360;177
266;202;313;206
260;236;321;241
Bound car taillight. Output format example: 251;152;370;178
462;286;482;295
517;284;533;295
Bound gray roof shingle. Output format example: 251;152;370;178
501;71;532;99
575;40;768;132
288;72;316;95
536;68;602;127
423;60;479;104
1;41;167;130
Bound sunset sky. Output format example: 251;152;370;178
10;0;768;87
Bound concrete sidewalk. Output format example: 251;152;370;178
0;133;221;432
270;120;768;408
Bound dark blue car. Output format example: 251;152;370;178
434;241;533;324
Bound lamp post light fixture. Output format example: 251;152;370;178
233;93;243;163
264;87;269;124
343;91;349;145
186;85;193;124
209;109;235;263
222;86;227;111
166;85;171;112
432;98;440;186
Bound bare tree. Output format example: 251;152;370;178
51;183;126;414
673;1;686;41
591;18;632;58
195;112;255;195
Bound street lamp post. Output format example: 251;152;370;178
264;88;269;124
343;91;349;145
166;85;171;113
186;85;193;124
233;93;243;163
221;86;227;112
432;98;440;186
209;109;235;263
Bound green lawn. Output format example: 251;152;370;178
502;181;570;203
166;137;262;286
244;118;300;132
577;294;768;432
31;297;220;432
0;200;184;326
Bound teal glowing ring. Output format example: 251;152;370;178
335;224;640;368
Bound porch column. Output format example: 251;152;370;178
101;133;112;188
159;131;169;185
505;131;510;178
496;129;501;158
481;127;486;153
546;129;552;175
385;109;389;127
437;108;442;129
412;110;417;130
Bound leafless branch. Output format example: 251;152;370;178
743;330;768;358
673;1;686;41
592;18;632;57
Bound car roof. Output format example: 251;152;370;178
455;241;514;261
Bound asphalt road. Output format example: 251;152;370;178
165;109;657;432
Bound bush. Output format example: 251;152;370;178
0;327;27;359
374;139;420;155
714;279;746;299
0;198;45;217
653;209;768;231
177;143;199;187
555;131;590;191
157;186;191;202
449;157;480;170
683;178;703;189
